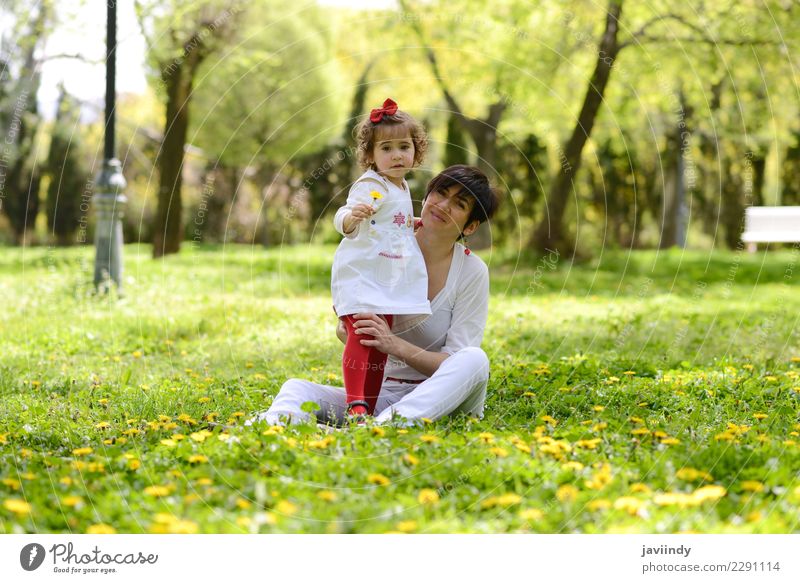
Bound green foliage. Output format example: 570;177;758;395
1;244;799;533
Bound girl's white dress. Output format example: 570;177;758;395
332;169;431;321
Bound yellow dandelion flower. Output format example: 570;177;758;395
478;432;495;444
59;477;73;486
623;370;636;376
62;496;83;507
275;500;298;515
189;430;212;443
519;508;544;520
592;405;605;412
367;473;391;486
160;439;177;447
575;438;602;449
94;422;111;430
587;499;611;511
132;351;142;358
317;491;337;502
417;489;440;505
676;468;713;482
86;523;116;534
1;478;20;490
630;483;652;494
144;485;171;498
370;190;383;200
403;453;419;466
371;427;385;438
396;520;417;533
556;484;578;503
613;496;644;515
660;437;680;445
654;492;694;507
540;415;558;426
235;498;252;510
72;447;93;456
127;459;141;471
3;498;31;515
488;447;509;458
753;413;768;420
187;455;208;464
561;461;584;472
740;480;765;493
419;434;439;444
691;485;727;503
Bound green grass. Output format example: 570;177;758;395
1;243;799;533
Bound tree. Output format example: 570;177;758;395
46;85;90;245
137;0;243;257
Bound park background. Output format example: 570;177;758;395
1;0;799;534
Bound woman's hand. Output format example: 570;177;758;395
352;313;397;354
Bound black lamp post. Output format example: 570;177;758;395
93;0;126;292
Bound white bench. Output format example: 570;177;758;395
741;206;800;252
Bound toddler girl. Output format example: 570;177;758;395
331;98;430;419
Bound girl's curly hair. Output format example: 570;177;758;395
354;109;428;171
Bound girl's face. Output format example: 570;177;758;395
421;186;480;241
370;128;415;183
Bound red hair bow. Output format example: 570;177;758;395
370;98;398;123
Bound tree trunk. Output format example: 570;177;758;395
530;0;624;254
153;66;192;257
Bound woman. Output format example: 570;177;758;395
249;165;499;426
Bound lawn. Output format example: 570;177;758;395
1;243;799;533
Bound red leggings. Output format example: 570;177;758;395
341;315;393;414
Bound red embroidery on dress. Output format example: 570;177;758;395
393;212;406;227
378;252;403;259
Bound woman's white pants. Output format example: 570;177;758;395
248;347;489;426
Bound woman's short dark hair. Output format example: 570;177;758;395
425;165;500;227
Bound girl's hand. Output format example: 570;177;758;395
336;319;347;344
352;313;396;354
350;203;375;221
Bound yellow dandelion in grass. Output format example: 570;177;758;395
592;405;605;412
307;436;335;450
86;523;116;534
488;447;509;458
59;477;73;486
587;499;611;511
132;351;142;358
419;434;439;444
235;498;252;510
3;498;31;515
72;447;93;456
396;520;417;533
235;516;251;529
575;438;602;450
478;432;495;444
144;485;171;498
326;373;338;382
561;461;584;472
676;468;713;482
197;397;211;404
189;430;213;443
371;427;385;438
605;376;620;384
94;422;111;430
187;455;208;464
367;473;391;486
522;392;535;397
1;478;21;490
127;459;141;471
540;415;558;427
591;422;608;432
653;492;694;508
630;483;652;494
623;371;636;376
753;413;768;420
160;439;177;448
317;490;337;502
613;496;645;515
660;437;680;446
61;496;83;507
585;464;613;490
262;426;284;436
556;484;578;503
417;489;440;506
629;417;645;424
275;500;298;516
740;480;765;493
0;433;7;445
691;485;727;504
742;364;754;370
518;508;543;521
403;453;419;466
631;428;650;436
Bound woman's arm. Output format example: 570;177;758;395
349;314;450;378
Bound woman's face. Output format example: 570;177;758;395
421;186;480;241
